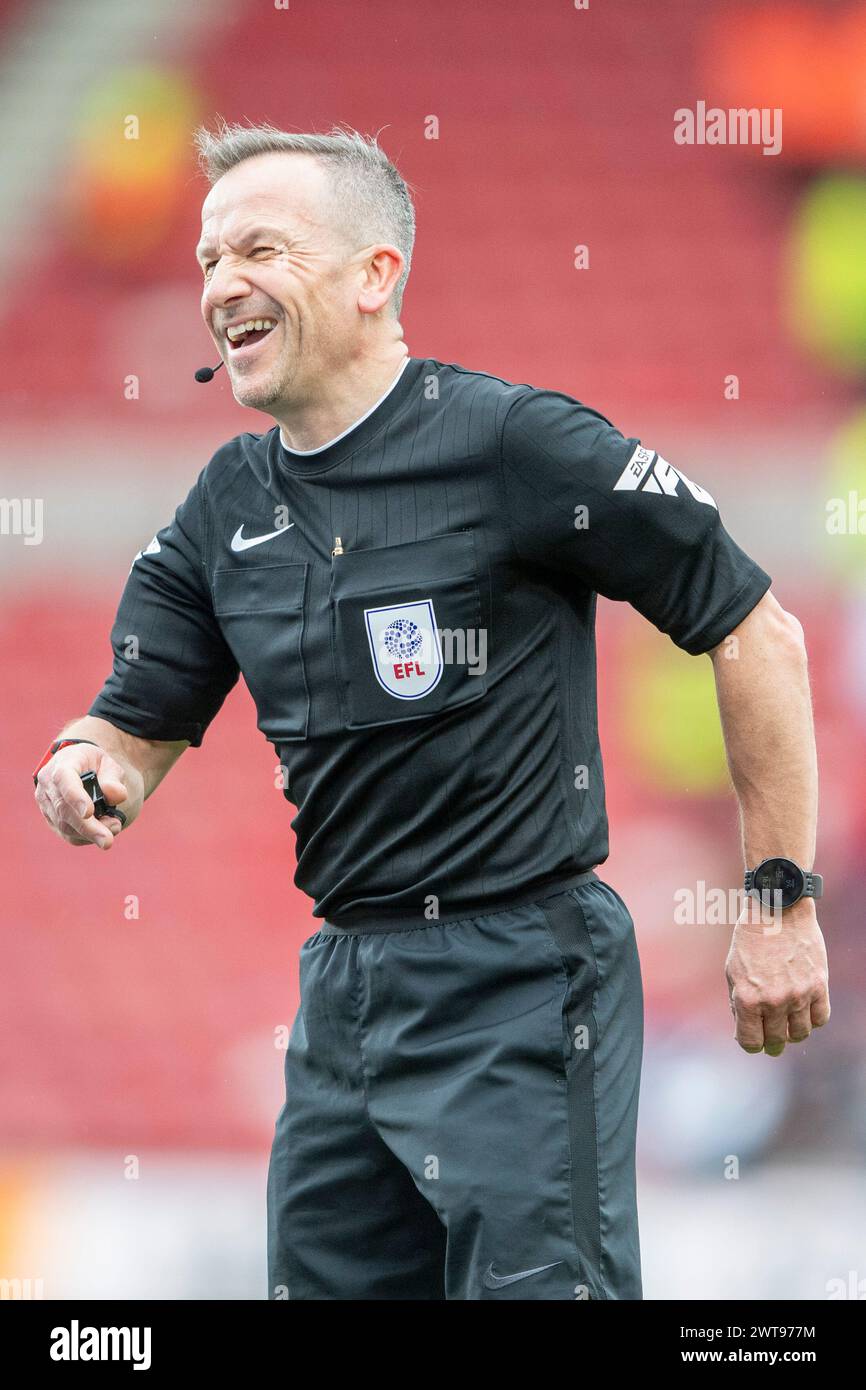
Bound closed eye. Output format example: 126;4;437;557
201;246;275;279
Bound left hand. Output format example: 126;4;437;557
725;900;830;1056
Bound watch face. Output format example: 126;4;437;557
752;858;804;909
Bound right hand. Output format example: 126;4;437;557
34;742;138;850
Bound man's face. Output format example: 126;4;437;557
197;152;362;413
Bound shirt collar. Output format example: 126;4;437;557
279;357;411;457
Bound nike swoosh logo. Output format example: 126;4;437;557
482;1261;563;1290
230;523;294;552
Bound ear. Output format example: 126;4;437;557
358;245;404;315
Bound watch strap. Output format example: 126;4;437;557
804;872;823;900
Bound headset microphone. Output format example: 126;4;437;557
194;361;225;383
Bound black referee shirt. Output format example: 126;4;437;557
90;357;771;923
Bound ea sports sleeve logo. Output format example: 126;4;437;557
364;600;443;699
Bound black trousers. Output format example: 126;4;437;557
267;874;644;1300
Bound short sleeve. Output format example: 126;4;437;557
499;388;772;654
89;475;239;745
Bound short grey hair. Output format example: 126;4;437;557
194;120;415;315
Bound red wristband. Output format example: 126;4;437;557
32;738;98;786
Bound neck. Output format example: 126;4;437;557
274;343;410;452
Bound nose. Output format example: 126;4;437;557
202;258;253;319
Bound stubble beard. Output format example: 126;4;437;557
229;353;293;413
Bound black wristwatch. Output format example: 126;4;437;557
744;858;823;909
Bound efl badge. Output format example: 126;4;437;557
364;600;443;700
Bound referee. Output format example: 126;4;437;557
34;123;830;1301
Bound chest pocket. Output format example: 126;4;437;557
330;530;487;729
213;563;310;741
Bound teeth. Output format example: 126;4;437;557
226;318;276;342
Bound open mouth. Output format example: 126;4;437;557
224;318;277;353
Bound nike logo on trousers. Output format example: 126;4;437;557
230;523;294;552
482;1261;563;1289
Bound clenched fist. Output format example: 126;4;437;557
726;900;830;1056
34;741;141;850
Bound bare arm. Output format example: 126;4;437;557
710;589;829;1055
34;715;187;851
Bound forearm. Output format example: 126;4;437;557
710;591;828;1055
711;593;817;873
